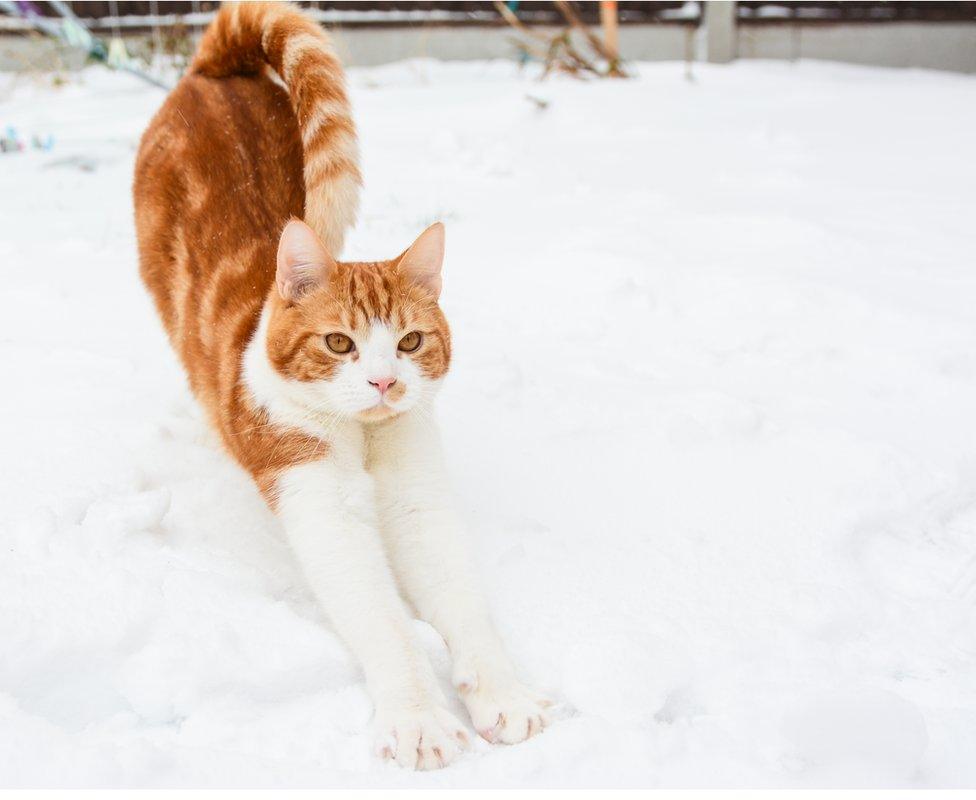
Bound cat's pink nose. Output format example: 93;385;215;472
369;377;397;394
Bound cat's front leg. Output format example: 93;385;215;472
276;457;469;769
369;412;552;745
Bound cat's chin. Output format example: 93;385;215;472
355;403;402;424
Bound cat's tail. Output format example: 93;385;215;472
191;1;360;256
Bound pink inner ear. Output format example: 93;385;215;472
398;222;445;298
276;219;336;302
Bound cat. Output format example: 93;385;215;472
133;1;550;770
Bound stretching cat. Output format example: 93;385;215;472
133;0;549;771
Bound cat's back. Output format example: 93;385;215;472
135;71;303;226
134;71;304;346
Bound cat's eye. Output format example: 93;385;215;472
324;332;354;354
398;331;423;353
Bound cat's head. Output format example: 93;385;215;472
264;219;451;423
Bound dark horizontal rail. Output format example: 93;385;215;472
3;1;700;25
3;1;974;32
737;1;976;23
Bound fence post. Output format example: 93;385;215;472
703;1;737;64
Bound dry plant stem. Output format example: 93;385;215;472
554;0;613;61
494;0;620;80
554;0;628;77
544;33;599;80
493;1;551;43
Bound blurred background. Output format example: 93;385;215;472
2;0;976;76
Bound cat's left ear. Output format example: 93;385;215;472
397;223;445;299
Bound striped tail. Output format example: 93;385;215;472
192;1;361;256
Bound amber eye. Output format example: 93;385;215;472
398;331;423;353
324;332;354;354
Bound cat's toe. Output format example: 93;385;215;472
376;706;469;770
462;681;552;745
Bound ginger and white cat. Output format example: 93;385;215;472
133;1;548;770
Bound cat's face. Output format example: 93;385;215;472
265;220;450;422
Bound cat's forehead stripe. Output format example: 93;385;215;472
341;263;398;324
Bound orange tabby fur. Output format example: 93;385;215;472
134;1;450;502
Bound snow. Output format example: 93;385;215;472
1;57;975;788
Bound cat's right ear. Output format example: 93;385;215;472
276;219;337;302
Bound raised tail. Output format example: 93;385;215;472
192;1;361;256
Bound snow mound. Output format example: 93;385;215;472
1;58;975;787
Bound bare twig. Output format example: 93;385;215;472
555;0;627;77
494;0;628;80
554;0;616;61
493;1;550;43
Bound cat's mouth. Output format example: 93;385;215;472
363;382;407;417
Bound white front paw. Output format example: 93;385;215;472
454;663;552;745
374;705;470;770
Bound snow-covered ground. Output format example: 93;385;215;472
1;57;975;788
